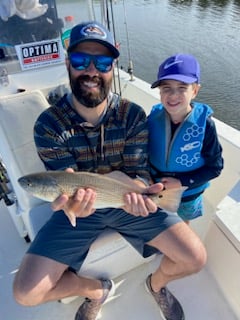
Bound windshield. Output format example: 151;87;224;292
0;0;62;45
0;0;64;72
0;0;111;76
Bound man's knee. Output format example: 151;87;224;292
188;239;207;273
153;221;207;273
13;278;33;306
13;274;44;306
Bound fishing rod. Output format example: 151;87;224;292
100;0;122;96
122;0;134;81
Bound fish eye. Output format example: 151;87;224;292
158;195;163;198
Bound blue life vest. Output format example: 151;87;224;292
149;102;213;197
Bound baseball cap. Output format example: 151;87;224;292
67;21;119;58
151;54;200;88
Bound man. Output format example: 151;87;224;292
13;21;206;320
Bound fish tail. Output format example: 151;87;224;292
156;187;187;212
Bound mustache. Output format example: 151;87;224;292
77;74;102;85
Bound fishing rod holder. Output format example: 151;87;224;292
0;159;14;206
127;60;134;81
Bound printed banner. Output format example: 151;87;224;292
15;38;65;71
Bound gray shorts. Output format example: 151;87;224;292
28;208;181;271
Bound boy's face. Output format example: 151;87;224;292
159;80;200;121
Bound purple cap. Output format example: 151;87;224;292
68;21;119;58
151;54;200;88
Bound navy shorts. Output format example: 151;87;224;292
28;208;181;271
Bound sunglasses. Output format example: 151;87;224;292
69;52;114;73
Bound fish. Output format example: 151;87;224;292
18;170;187;225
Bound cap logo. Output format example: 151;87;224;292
81;24;107;39
164;60;183;69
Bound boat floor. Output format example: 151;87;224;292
0;201;237;320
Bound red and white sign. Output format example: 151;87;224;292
15;38;65;70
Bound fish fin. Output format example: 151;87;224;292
104;170;144;192
157;186;188;212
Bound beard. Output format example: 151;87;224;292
69;71;112;108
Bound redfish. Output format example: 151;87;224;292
18;170;186;214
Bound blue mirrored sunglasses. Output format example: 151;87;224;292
69;52;114;73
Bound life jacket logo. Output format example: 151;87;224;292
180;141;201;152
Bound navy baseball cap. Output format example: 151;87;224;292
151;54;200;88
67;21;119;58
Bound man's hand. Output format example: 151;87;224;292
51;168;96;227
123;182;164;217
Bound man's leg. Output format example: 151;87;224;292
148;221;207;291
13;253;107;306
145;221;206;320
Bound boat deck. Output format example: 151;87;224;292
0;66;239;320
0;5;239;318
1;201;237;320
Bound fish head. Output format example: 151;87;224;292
18;172;60;202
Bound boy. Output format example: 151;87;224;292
149;53;223;223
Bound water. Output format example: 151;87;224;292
57;0;240;131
